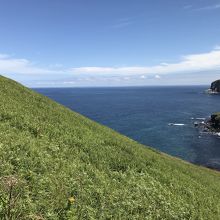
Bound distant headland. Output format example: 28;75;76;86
206;79;220;94
195;80;220;135
207;80;220;131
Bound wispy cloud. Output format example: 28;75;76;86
111;17;134;29
111;21;133;28
1;46;220;87
195;4;220;11
70;47;220;76
0;54;62;75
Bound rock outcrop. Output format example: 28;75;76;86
194;112;220;134
210;112;220;130
210;79;220;93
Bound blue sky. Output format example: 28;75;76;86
0;0;220;87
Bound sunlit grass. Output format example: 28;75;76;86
0;75;220;219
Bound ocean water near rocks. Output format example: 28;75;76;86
35;86;220;170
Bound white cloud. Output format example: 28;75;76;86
155;75;161;79
0;54;59;75
1;47;220;82
63;81;76;84
70;48;220;76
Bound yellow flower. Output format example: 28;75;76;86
68;196;75;204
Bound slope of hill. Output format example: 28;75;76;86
0;75;220;220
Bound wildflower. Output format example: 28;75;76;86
68;196;75;204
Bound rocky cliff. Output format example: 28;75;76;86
211;112;220;130
210;79;220;93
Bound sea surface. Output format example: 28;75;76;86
35;86;220;170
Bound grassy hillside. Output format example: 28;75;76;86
0;75;220;220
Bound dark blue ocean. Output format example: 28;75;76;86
35;86;220;170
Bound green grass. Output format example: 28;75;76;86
0;75;220;220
